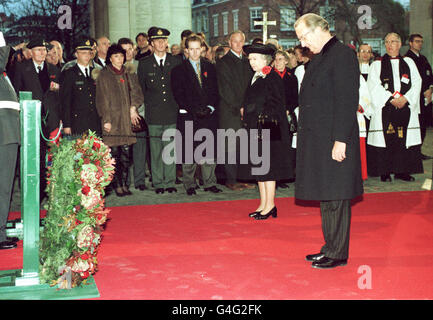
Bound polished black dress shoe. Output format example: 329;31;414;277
155;188;165;194
0;240;17;250
380;174;392;182
248;210;261;218
394;173;415;181
166;187;177;193
186;187;196;196
312;257;347;269
122;188;133;196
204;186;222;193
136;184;147;191
114;188;126;197
254;207;277;220
305;252;326;262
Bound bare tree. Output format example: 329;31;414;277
16;0;90;58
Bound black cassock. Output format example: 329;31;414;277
238;69;293;182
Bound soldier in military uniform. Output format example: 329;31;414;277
137;27;181;194
60;39;101;137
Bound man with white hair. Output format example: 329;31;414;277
0;32;20;250
367;32;422;182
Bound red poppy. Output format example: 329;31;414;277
82;185;91;195
120;78;125;83
203;71;208;77
402;74;409;78
2;72;6;77
93;141;101;150
50;75;56;79
262;66;272;75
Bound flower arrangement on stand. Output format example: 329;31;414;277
39;131;115;289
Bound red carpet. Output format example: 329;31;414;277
2;191;433;300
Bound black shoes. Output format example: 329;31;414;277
155;188;165;194
204;186;222;193
248;211;261;218
305;252;326;262
186;187;196;196
166;187;177;193
312;257;348;269
380;174;392;182
136;184;147;191
394;173;415;182
305;252;347;269
0;240;17;250
276;182;289;189
254;207;277;220
421;153;432;160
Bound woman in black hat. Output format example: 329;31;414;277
95;44;144;197
241;43;293;220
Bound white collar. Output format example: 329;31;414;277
77;63;90;76
33;60;44;72
154;53;167;65
230;49;242;59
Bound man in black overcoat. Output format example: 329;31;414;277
0;32;20;250
294;14;363;269
216;30;254;191
13;38;61;201
171;35;222;196
60;39;101;137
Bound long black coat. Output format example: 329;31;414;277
60;64;101;136
13;59;61;135
239;69;293;181
216;51;253;130
295;37;363;201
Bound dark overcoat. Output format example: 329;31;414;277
60;64;101;136
216;50;253;130
12;59;61;135
137;53;181;125
295;37;363;201
240;69;293;181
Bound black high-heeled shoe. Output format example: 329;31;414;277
254;207;277;220
248;210;261;218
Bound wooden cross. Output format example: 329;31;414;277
254;12;277;43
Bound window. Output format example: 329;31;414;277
197;13;202;32
320;6;335;31
202;12;208;33
213;14;219;37
250;7;262;32
232;9;239;31
280;6;296;31
222;12;228;35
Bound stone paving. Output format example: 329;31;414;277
9;129;433;212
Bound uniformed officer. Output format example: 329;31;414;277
60;39;101;137
137;27;181;194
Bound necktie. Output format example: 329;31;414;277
37;66;42;73
85;67;89;78
196;62;202;87
159;59;164;72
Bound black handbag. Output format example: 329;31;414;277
257;113;281;141
287;111;297;134
131;115;146;133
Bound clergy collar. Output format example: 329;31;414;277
319;36;339;55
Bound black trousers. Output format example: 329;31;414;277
111;145;133;188
319;199;351;260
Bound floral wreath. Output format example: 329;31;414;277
39;131;115;289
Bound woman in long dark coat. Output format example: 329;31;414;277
95;44;143;197
240;43;293;220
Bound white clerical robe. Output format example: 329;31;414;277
367;57;422;148
358;75;373;138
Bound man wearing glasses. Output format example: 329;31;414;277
358;43;373;81
405;34;433;160
367;32;422;183
294;13;362;269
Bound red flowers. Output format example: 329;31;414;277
120;78;125;83
81;253;89;260
93;141;101;151
82;185;91;195
203;71;208;78
262;66;272;75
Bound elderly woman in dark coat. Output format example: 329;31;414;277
95;44;144;197
240;43;293;220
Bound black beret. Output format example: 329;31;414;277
243;43;276;56
149;27;170;40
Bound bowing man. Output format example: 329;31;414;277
367;32;423;182
171;34;222;196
